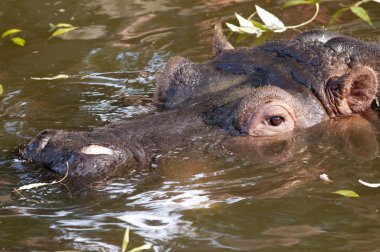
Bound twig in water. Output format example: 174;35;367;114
14;162;70;192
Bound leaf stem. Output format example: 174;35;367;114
248;12;257;20
354;0;371;7
285;3;320;29
57;162;70;184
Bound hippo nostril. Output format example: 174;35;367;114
38;135;50;151
34;130;58;153
81;145;114;155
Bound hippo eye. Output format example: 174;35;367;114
268;116;285;126
235;100;297;137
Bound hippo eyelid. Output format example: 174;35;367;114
81;144;114;155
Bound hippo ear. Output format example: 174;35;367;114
327;66;378;116
213;22;234;56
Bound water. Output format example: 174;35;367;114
0;0;380;251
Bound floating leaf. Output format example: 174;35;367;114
52;27;77;37
358;179;380;188
255;5;286;32
226;22;242;32
49;23;74;32
226;13;264;36
238;26;263;36
251;20;271;31
31;74;70;80
11;37;26;46
283;0;316;8
235;13;254;28
235;13;264;35
121;227;130;252
2;28;21;38
0;84;3;95
350;6;372;26
129;243;153;252
333;190;359;198
56;23;74;28
226;22;262;36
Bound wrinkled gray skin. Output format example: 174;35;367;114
22;25;380;179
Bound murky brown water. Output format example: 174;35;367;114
1;0;380;251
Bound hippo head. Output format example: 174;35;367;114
154;25;378;137
22;25;380;179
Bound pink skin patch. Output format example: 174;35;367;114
80;145;114;155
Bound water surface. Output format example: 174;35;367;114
0;0;380;251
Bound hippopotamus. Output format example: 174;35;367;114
21;25;380;179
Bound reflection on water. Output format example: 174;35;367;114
0;0;380;251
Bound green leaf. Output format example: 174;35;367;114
333;190;359;198
283;0;315;8
121;227;130;252
226;22;242;33
11;37;26;46
226;22;262;36
350;6;372;26
255;5;286;32
0;84;3;95
51;27;77;37
235;13;254;28
129;243;153;252
329;8;349;24
2;28;21;38
55;23;74;28
250;20;271;31
49;23;74;32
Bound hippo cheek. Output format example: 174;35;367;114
332;116;379;161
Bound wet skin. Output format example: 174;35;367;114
22;25;380;179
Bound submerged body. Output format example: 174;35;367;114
22;26;380;179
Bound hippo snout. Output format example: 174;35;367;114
21;130;137;178
22;129;58;160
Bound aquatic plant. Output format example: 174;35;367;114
122;227;152;252
227;0;380;37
